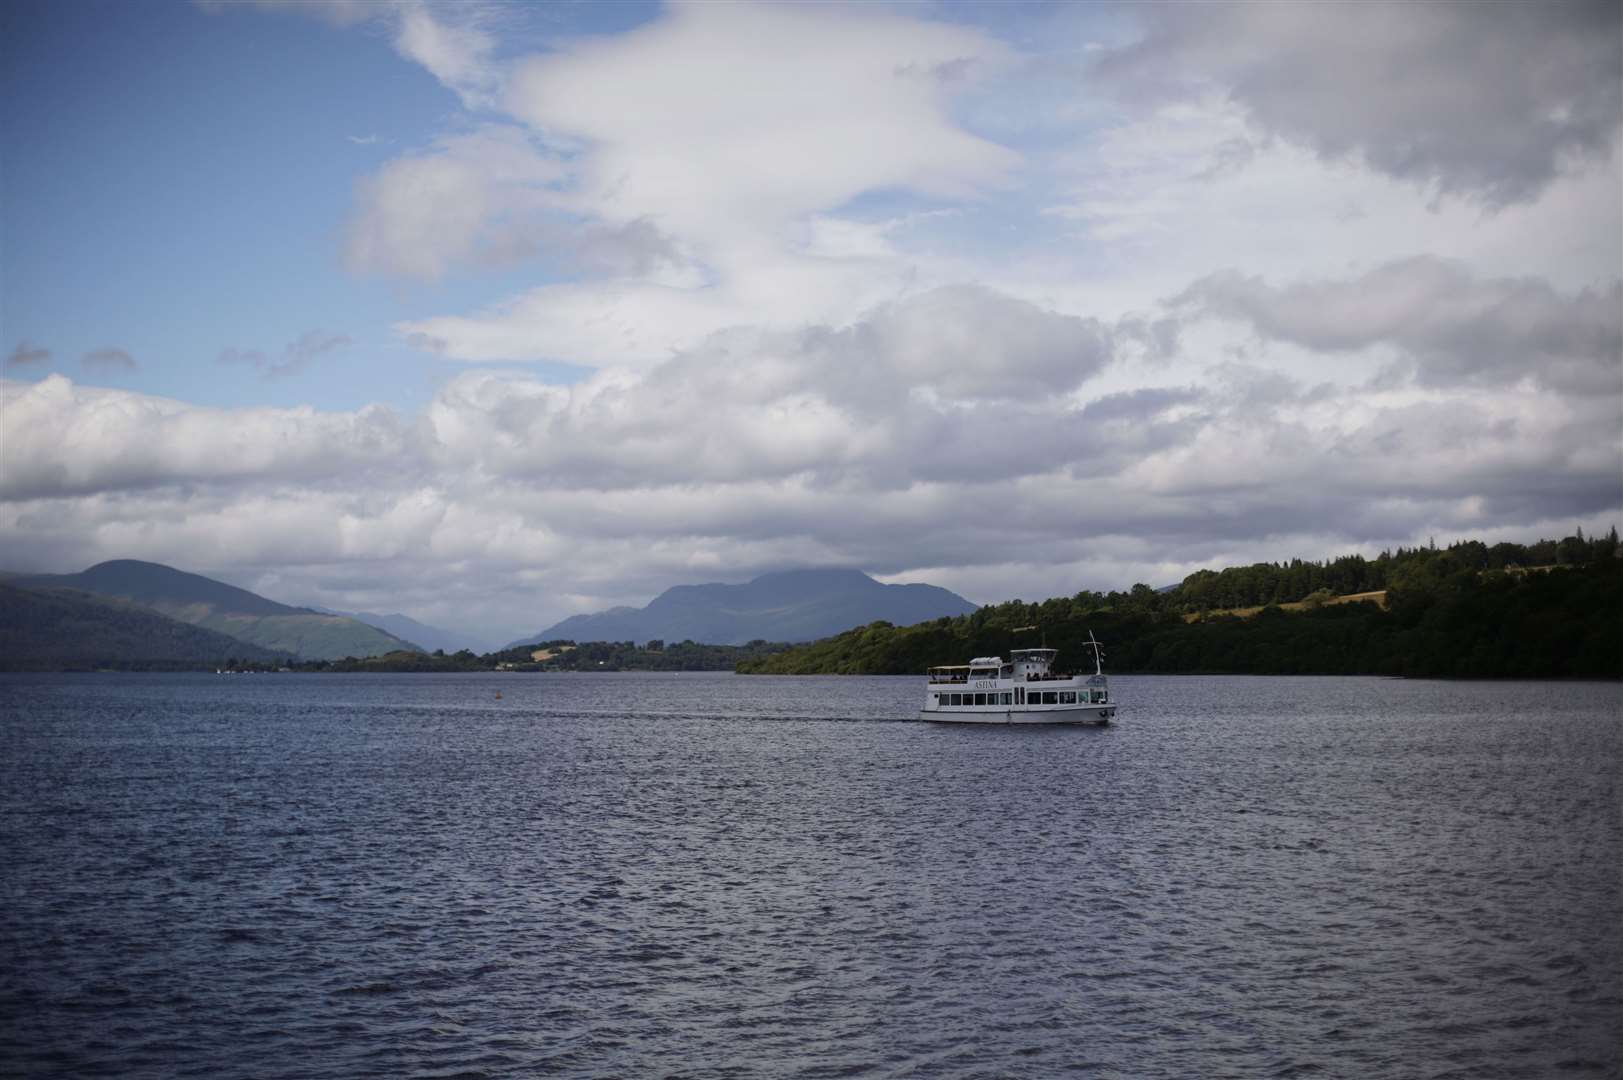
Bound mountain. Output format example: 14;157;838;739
0;583;292;670
14;560;419;661
508;568;978;648
315;608;492;654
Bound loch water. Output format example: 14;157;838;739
1;672;1619;1079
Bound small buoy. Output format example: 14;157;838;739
495;691;503;700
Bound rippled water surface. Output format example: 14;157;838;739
2;673;1620;1078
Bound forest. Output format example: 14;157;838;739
737;533;1623;679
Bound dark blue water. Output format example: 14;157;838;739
2;673;1619;1078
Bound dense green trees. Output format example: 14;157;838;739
1169;532;1620;613
739;540;1623;679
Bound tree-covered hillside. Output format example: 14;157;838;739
0;584;291;671
739;535;1623;679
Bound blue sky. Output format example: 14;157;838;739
2;0;638;410
3;0;1619;645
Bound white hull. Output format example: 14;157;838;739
921;705;1115;725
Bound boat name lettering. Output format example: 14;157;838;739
973;679;999;688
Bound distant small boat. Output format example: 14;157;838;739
921;632;1116;725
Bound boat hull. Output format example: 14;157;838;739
920;705;1115;725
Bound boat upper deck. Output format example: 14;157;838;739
927;646;1089;684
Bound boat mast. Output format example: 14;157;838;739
1085;630;1104;676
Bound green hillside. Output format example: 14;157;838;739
14;560;421;661
740;536;1623;679
196;611;420;660
0;584;291;670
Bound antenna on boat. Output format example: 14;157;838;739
1085;630;1104;676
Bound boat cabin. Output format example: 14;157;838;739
927;649;1070;684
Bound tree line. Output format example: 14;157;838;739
1173;529;1618;613
739;532;1623;679
291;638;792;673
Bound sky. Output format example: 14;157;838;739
2;0;1620;648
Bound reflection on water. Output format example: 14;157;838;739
2;673;1619;1078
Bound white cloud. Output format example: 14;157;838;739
1038;100;1623;316
344;126;564;279
359;1;1019;366
1177;257;1623;395
503;2;1017;236
1091;1;1623;206
0;375;411;500
392;2;501;110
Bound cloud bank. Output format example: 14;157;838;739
7;1;1620;641
6;268;1617;638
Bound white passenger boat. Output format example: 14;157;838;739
921;633;1116;725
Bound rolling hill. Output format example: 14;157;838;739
0;583;292;670
508;568;977;647
13;560;419;661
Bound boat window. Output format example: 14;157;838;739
1060;691;1076;704
1043;691;1058;705
951;693;962;706
972;693;983;706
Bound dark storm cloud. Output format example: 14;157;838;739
1093;0;1623;206
82;347;138;372
6;341;50;369
1177;257;1623;395
218;330;352;379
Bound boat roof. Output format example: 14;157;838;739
1011;648;1057;659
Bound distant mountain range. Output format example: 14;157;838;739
508;568;978;648
5;560;418;664
0;560;977;668
314;607;494;655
